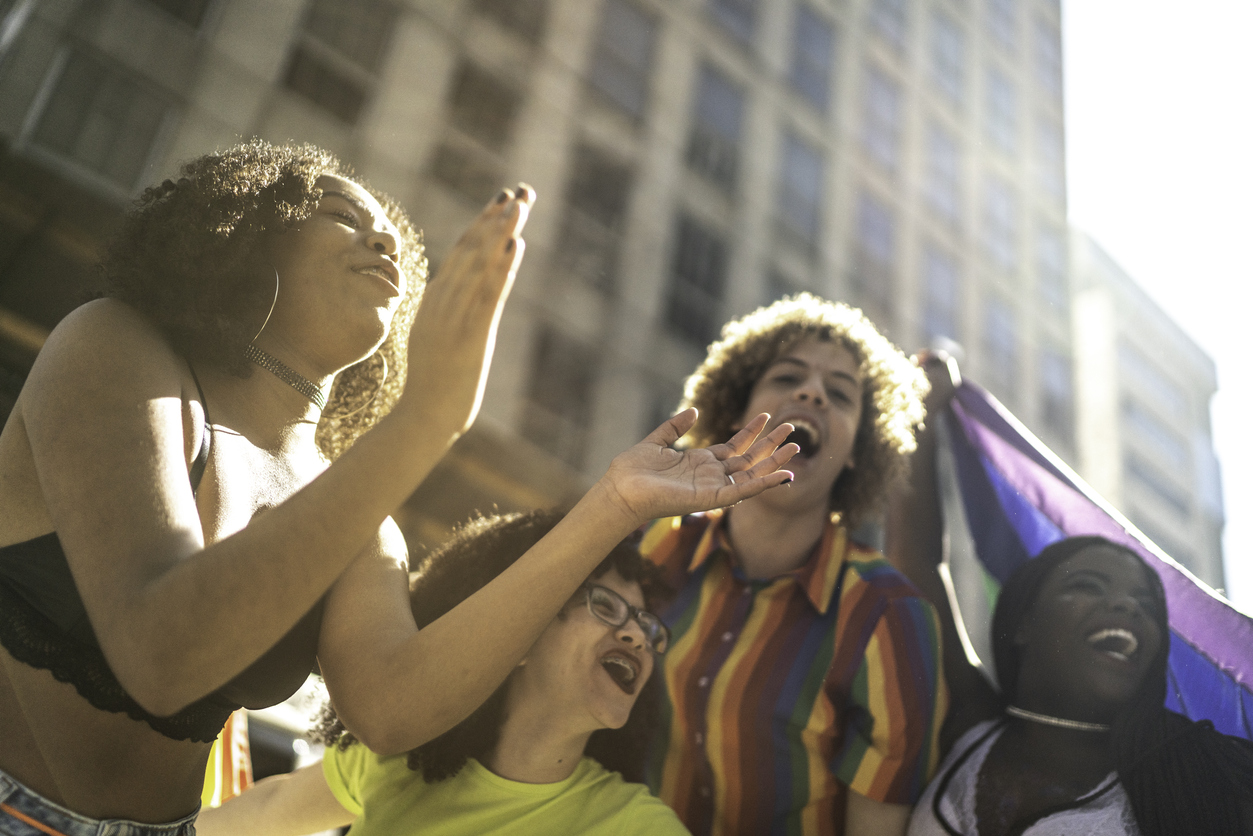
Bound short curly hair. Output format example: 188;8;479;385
679;293;927;526
101;139;426;460
313;510;664;784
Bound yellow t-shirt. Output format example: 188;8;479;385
323;743;689;836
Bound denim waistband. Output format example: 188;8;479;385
0;767;197;836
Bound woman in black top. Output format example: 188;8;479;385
0;141;797;832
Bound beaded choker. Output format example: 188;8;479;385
245;344;326;409
1006;705;1111;733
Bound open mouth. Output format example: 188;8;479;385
357;264;400;291
1087;628;1139;662
784;420;821;459
600;652;641;694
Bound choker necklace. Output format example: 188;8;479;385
1006;705;1110;733
245;344;326;409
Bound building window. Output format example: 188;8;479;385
142;0;211;27
925;123;962;227
284;0;398;124
587;0;656;118
686;64;744;191
1039;345;1073;442
1125;453;1190;517
982;295;1018;398
776;131;824;249
1118;342;1188;420
986;0;1017;53
521;326;599;468
1035;116;1065;200
447;61;521;151
1123;399;1190;471
665;214;728;346
1035;224;1067;312
709;0;757;44
427;139;505;205
862;65;901;173
555;143;634;292
922;245;960;344
869;0;907;53
28;50;170;191
982;176;1017;271
472;0;548;44
930;10;965;106
852;191;895;315
1032;16;1063;98
789;4;835;112
985;66;1017;154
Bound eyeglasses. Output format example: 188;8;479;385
581;583;670;655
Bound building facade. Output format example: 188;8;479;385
1071;229;1225;590
0;0;1076;549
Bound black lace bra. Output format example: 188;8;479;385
0;370;322;743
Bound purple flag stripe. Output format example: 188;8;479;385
950;395;1253;694
954;383;1071;486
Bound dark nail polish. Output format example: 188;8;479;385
495;190;510;204
516;185;530;201
505;238;515;252
782;478;793;485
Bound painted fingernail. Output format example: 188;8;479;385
782;478;793;485
495;189;511;204
516;183;532;200
505;238;515;252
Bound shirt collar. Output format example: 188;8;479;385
686;510;850;615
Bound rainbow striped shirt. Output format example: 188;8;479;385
640;510;946;836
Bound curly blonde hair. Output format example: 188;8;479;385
102;139;426;460
679;293;927;526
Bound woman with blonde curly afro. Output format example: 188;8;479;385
0;140;797;834
638;293;946;836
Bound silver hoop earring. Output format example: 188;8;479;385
324;353;388;421
252;268;280;343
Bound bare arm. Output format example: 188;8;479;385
17;190;535;715
883;352;998;750
320;410;799;754
845;791;911;836
195;763;353;836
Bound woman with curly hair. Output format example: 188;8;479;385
638;294;946;836
907;536;1253;835
197;510;689;836
0;140;796;835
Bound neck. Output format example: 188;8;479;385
1001;710;1115;780
483;707;592;784
725;494;830;579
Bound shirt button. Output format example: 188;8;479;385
697;676;710;688
721;631;734;642
699;786;712;798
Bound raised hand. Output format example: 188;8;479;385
598;409;799;525
399;184;535;435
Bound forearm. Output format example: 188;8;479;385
329;480;641;753
196;763;353;836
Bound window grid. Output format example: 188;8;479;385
1035;224;1067;312
587;0;657;118
985;66;1017;154
982;295;1018;398
922;245;960;344
776;131;824;248
556;144;635;292
930;11;965;106
686;64;745;191
852;191;896;314
665;214;728;346
862;66;901;173
789;4;835;112
925;123;962;227
473;0;548;44
1039;346;1073;442
709;0;757;44
521;326;599;468
982;177;1017;271
869;0;907;52
986;0;1017;53
1032;16;1063;98
284;0;398;124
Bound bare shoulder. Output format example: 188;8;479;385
36;298;176;372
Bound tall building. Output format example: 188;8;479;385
0;0;1076;551
1071;229;1225;590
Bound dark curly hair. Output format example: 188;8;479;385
313;509;665;783
678;293;927;526
991;536;1253;836
101;139;426;460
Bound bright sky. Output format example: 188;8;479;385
1062;1;1253;612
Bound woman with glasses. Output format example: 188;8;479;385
197;510;689;836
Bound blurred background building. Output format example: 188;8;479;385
0;0;1226;763
1072;229;1225;590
